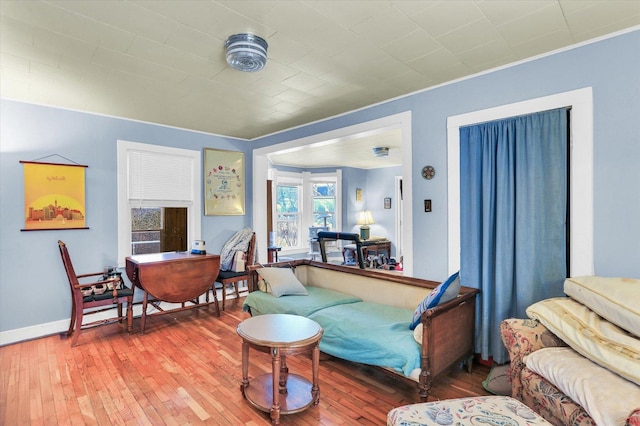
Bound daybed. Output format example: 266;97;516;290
243;259;479;400
500;276;640;426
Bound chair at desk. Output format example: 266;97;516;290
211;231;256;310
58;240;134;346
317;231;366;269
308;226;328;260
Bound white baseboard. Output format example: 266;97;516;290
0;288;243;346
0;319;69;346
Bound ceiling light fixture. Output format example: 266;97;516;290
372;147;389;157
225;33;268;72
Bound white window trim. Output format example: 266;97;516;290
116;140;201;266
273;170;304;252
254;112;413;275
446;87;594;277
305;169;342;232
272;169;342;254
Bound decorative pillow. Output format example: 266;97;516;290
231;250;246;272
564;276;640;337
525;347;640;426
256;267;308;298
413;323;423;344
409;271;460;330
526;297;640;385
256;277;268;292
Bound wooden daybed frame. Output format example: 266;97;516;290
247;259;479;401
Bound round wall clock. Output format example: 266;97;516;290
421;165;435;180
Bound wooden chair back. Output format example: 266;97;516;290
59;240;81;291
58;240;134;346
245;232;257;266
211;232;256;310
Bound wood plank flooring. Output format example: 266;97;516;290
0;295;491;425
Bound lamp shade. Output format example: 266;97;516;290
356;210;375;226
225;33;268;72
357;210;374;240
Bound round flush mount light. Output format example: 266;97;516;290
225;33;268;72
372;147;389;157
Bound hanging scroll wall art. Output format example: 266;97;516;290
204;148;245;215
20;160;89;231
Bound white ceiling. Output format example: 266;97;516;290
1;1;639;168
267;127;403;169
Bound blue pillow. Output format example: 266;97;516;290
409;272;461;330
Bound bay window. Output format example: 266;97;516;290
273;170;341;254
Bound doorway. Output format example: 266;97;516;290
446;87;594;277
395;176;403;260
253;111;414;275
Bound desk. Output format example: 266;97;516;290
362;240;390;258
125;252;220;334
343;240;391;266
238;314;322;425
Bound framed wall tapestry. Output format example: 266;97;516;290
20;160;89;231
204;148;245;215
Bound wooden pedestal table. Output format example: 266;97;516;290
125;252;221;334
237;314;323;425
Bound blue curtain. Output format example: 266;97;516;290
460;108;567;364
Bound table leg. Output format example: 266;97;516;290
241;341;249;395
212;289;220;317
126;300;133;333
279;354;288;394
312;344;320;405
271;347;281;424
141;292;149;335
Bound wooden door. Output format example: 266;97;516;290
161;208;187;252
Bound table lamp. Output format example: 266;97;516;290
356;210;375;240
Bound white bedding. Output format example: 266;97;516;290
525;347;640;426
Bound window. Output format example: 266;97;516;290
312;182;336;229
131;207;162;254
273;170;341;253
117;140;201;265
275;174;302;249
130;207;188;254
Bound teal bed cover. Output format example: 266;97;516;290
242;286;362;317
308;301;420;377
243;289;420;377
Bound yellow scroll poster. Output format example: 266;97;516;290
22;162;88;230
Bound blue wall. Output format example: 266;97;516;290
365;166;402;246
1;29;638;340
253;30;640;281
0;102;252;335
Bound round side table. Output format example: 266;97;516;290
237;314;323;425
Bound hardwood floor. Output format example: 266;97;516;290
0;295;491;425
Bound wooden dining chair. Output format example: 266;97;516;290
208;232;256;310
58;240;134;346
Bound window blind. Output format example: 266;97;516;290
128;150;194;204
